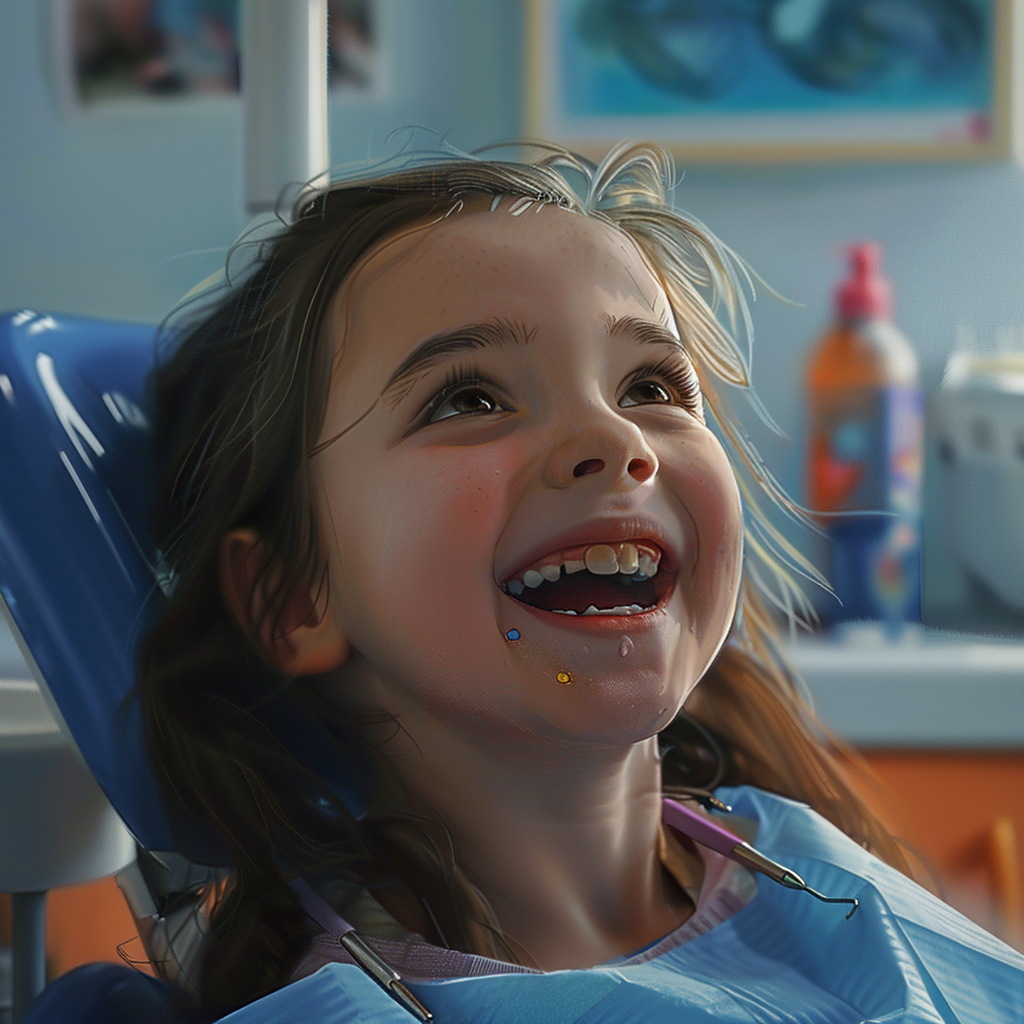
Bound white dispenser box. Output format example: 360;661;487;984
931;352;1024;612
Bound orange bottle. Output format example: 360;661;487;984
806;244;922;624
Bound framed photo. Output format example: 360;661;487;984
524;0;1010;162
52;0;381;111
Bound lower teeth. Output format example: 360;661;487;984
550;604;652;616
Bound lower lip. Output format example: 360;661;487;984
504;575;678;633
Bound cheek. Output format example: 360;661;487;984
662;436;743;635
376;447;508;569
322;444;514;681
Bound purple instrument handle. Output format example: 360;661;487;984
290;877;356;940
662;797;743;857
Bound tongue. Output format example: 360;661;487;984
516;574;656;613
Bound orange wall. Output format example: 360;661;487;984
0;877;151;981
854;750;1024;948
45;875;153;978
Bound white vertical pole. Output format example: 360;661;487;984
241;0;330;214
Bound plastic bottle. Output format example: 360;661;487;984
806;243;923;625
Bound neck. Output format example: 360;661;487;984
355;689;694;970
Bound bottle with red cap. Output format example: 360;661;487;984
806;243;923;625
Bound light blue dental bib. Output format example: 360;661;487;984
219;787;1024;1023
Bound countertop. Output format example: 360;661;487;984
788;625;1024;748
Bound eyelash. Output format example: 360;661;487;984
421;363;504;424
420;355;702;425
623;356;703;413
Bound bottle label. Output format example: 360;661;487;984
808;384;922;513
808;384;923;622
886;385;924;516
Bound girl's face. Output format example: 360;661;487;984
311;201;743;751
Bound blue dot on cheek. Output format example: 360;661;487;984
505;628;520;642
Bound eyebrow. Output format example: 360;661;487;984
381;317;537;406
380;313;686;406
604;314;686;354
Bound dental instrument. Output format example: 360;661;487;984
662;797;859;918
290;878;434;1022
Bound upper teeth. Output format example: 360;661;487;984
506;542;661;596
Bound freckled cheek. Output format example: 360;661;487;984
661;445;743;610
363;454;510;612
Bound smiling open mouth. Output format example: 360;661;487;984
498;541;670;616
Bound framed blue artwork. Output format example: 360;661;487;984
525;0;1010;161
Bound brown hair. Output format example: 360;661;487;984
138;144;906;1015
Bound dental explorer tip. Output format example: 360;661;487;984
802;883;859;919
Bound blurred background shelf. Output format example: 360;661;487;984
788;626;1024;747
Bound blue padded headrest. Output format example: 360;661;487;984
0;310;174;851
0;311;373;865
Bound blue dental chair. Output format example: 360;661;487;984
0;310;208;1023
0;307;378;1024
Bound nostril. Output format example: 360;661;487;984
627;457;654;482
573;458;604;478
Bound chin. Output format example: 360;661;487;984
533;669;689;749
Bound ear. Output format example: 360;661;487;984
219;528;348;676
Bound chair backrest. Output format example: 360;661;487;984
0;310;374;867
0;310;177;852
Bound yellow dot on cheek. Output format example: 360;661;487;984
556;671;573;685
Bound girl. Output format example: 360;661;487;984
135;143;1023;1022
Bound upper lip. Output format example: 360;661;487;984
495;515;683;584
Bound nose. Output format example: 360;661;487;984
542;406;659;491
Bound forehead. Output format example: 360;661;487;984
325;203;673;371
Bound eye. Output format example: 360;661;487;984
619;356;703;414
619;380;674;408
427;380;505;423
